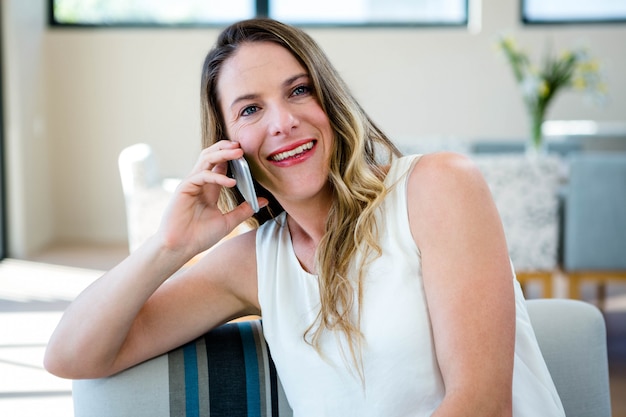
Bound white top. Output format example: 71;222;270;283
256;154;565;417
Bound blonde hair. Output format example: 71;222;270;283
200;19;402;373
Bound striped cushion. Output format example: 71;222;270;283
72;320;292;417
168;320;292;417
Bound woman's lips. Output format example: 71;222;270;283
268;140;316;162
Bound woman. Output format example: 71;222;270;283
45;19;565;416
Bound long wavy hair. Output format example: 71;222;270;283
200;18;402;374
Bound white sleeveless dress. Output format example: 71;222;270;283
256;154;565;417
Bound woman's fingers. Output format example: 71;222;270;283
156;140;262;255
191;140;243;174
222;196;269;229
179;169;236;196
178;141;244;199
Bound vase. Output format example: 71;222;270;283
526;110;547;160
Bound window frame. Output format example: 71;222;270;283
0;2;7;260
48;0;469;29
521;0;626;25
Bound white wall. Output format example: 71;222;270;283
2;0;54;258
3;0;626;257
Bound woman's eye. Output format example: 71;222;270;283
292;85;311;97
241;105;258;117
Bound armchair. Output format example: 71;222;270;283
472;155;565;298
562;153;626;309
118;143;179;252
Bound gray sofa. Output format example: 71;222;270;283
72;299;611;417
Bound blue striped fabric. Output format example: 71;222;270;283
168;320;292;417
182;343;200;417
240;321;262;417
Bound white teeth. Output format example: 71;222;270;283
271;141;314;162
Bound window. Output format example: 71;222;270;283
50;0;255;26
271;0;466;25
523;0;626;24
0;13;6;260
50;0;467;27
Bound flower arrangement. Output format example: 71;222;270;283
497;35;606;155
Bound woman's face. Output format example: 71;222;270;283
217;41;334;209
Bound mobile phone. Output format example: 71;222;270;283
229;157;260;213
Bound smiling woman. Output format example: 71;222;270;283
45;18;565;417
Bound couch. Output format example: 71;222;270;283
72;299;611;417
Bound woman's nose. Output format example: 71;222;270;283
268;103;299;136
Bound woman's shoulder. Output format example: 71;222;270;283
408;151;483;190
405;152;493;241
382;152;483;198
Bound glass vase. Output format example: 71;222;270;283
526;110;547;160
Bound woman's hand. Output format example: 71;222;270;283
157;140;265;258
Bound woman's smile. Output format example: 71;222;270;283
268;140;316;164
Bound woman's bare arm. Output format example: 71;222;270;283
44;232;259;379
408;152;515;417
45;142;264;379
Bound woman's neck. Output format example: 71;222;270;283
284;195;332;274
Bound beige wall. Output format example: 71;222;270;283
3;0;626;258
3;0;54;258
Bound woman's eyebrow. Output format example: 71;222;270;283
283;73;309;88
229;73;310;110
230;93;259;111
